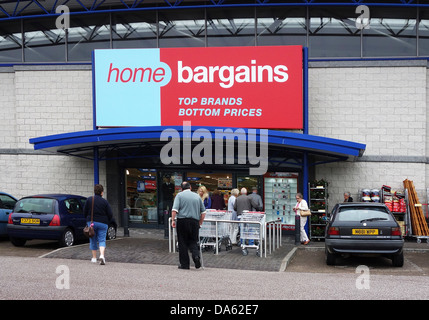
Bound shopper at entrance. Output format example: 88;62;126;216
197;185;211;209
161;174;175;219
228;188;240;245
172;181;206;269
161;174;176;238
211;189;225;210
248;187;263;211
293;192;310;245
344;192;353;202
234;188;259;216
84;184;113;265
234;188;260;246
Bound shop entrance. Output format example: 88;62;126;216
125;168;158;225
187;172;233;210
125;168;296;229
237;174;261;194
125;168;183;227
186;172;264;210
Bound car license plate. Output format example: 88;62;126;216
21;218;40;225
352;228;378;235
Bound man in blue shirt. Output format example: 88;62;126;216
172;181;206;269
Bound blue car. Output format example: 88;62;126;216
0;192;18;237
8;194;117;247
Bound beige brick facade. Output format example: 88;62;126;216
0;62;427;213
309;62;429;205
0;66;104;200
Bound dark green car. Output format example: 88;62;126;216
325;203;404;267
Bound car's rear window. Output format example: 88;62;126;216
336;206;392;222
15;198;55;214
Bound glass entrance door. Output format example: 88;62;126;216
125;168;158;225
126;169;183;227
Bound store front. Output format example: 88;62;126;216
124;168;303;229
124;168;271;228
30;125;365;231
29;45;366;230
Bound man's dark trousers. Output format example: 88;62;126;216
176;218;200;268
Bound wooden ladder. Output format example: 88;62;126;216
403;179;429;236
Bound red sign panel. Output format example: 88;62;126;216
160;46;303;129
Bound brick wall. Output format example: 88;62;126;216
0;66;104;200
0;154;106;199
0;71;16;148
14;69;93;148
0;63;428;211
309;64;428;206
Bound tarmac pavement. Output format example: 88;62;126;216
1;250;429;301
42;228;296;272
0;255;425;301
40;227;429;274
2;228;429;301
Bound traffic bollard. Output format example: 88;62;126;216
123;208;130;237
295;215;300;245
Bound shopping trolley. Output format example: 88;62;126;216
239;211;266;256
199;210;233;254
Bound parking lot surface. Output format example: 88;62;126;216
287;246;429;276
1;228;429;276
0;238;59;257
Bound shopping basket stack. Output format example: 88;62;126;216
199;210;233;253
239;211;266;256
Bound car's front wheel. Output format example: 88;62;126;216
59;228;75;247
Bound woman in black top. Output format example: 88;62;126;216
84;184;113;265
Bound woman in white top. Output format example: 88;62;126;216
293;192;310;245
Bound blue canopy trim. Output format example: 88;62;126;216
29;126;365;169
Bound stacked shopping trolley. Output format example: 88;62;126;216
199;210;233;253
239;211;266;256
169;210;275;263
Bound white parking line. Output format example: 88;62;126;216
37;238;124;259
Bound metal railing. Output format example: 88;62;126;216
266;220;283;254
168;217;284;258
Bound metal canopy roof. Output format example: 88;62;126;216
29;126;366;171
0;0;426;21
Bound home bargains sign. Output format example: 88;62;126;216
93;46;303;129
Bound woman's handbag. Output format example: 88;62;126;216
300;209;311;217
83;196;95;238
83;223;95;238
